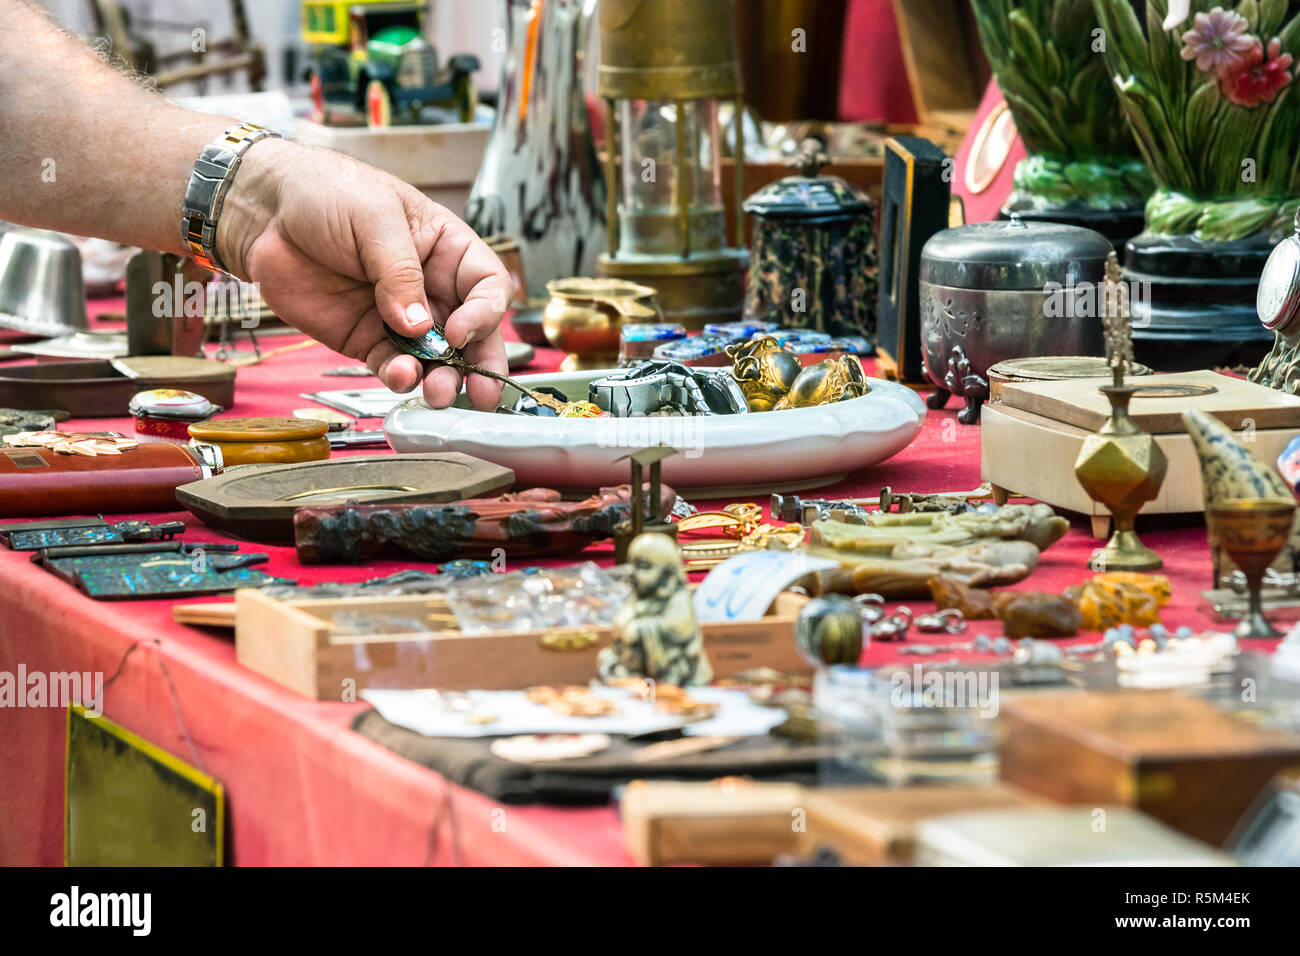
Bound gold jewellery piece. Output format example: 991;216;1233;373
676;502;763;538
678;502;806;569
182;122;283;274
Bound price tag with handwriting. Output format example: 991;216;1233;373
693;551;838;623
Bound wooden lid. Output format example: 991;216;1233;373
112;355;237;384
987;356;1153;384
998;370;1300;434
188;416;328;442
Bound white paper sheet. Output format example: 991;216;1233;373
362;685;786;739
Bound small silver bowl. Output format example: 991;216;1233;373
0;226;88;337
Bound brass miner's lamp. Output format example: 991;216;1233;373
597;0;749;330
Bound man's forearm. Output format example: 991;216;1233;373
0;0;233;254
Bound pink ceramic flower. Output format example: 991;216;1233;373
1223;37;1294;107
1180;6;1255;76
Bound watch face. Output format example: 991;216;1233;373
1258;236;1300;329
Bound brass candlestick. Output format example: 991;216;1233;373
1073;252;1167;572
1208;498;1297;639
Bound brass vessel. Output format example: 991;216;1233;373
541;277;660;372
1208;497;1297;639
1073;384;1167;572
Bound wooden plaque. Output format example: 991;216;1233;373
176;453;515;543
876;137;951;384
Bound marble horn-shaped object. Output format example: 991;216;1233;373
1183;410;1293;502
1182;408;1300;570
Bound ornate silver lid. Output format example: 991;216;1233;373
919;214;1114;290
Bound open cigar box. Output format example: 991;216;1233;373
981;370;1300;537
234;588;811;700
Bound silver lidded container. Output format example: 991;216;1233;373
919;214;1111;424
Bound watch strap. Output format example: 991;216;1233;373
181;122;281;274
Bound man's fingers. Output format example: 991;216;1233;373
443;280;510;351
354;203;435;338
463;328;507;411
421;364;463;409
365;339;423;394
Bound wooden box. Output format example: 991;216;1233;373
621;780;805;866
982;371;1300;537
800;783;1042;866
998;690;1300;847
291;118;489;216
235;589;811;700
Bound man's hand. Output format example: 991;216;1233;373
217;138;511;410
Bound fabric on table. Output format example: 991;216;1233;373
0;300;1271;865
353;711;842;806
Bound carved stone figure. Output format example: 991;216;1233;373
812;503;1068;553
816;540;1042;599
598;533;712;687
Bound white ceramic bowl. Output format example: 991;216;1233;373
384;369;926;493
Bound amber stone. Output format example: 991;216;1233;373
928;577;998;619
1067;572;1170;630
993;591;1082;639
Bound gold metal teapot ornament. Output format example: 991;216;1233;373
726;336;802;411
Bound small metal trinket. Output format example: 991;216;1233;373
383;323;453;361
916;608;967;635
385;322;579;415
853;593;886;624
870;606;912;642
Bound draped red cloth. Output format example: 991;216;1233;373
838;0;919;125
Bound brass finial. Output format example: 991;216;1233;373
1102;251;1132;388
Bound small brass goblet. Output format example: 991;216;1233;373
1208;497;1297;639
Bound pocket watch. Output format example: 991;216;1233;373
1258;209;1300;333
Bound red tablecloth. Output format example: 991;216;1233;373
0;305;1269;866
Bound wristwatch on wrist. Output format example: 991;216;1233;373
181;122;281;274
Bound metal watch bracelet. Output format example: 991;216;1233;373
181;122;281;274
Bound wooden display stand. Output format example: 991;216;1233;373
235;588;811;699
292;118;490;216
981;371;1300;537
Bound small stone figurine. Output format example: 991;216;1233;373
598;533;713;687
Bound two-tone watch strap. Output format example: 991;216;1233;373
181;122;281;274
